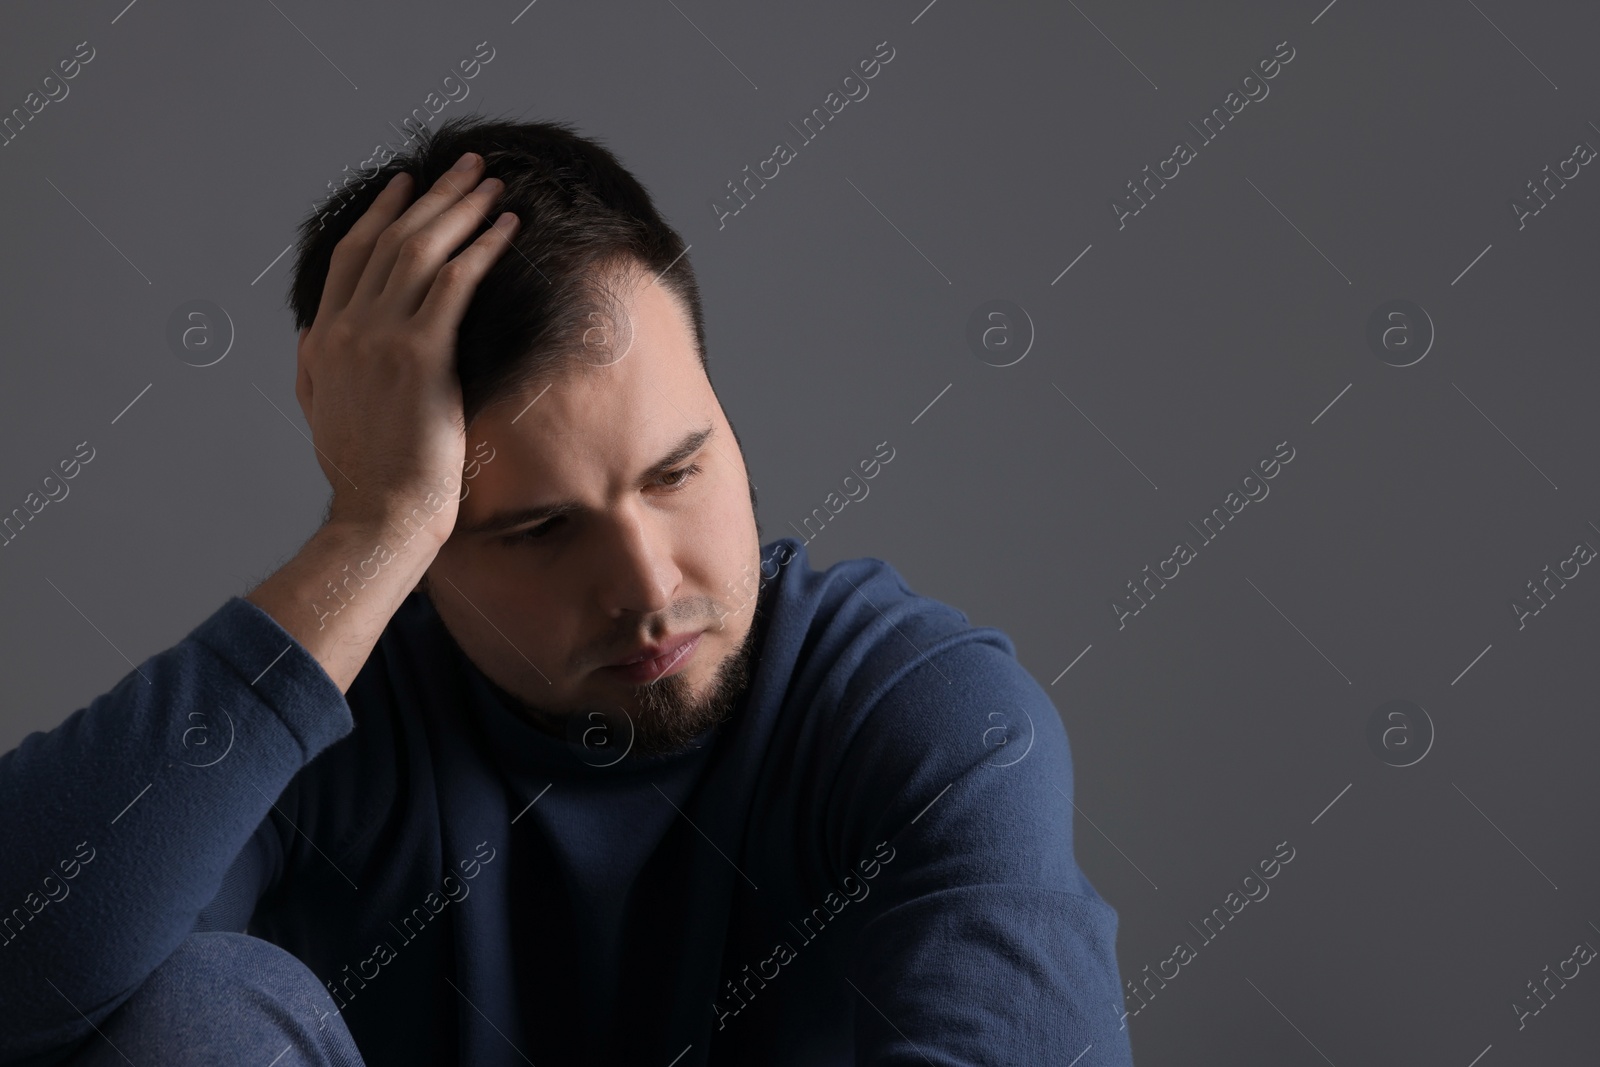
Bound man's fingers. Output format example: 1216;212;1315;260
379;176;507;315
350;153;486;307
314;171;414;324
414;212;521;336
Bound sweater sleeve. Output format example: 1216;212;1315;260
831;635;1136;1066
0;595;354;1065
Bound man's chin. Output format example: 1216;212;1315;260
624;674;733;758
515;614;758;763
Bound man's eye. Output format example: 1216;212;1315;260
659;462;703;491
505;518;559;545
502;464;702;547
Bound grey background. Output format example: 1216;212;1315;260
3;0;1597;1061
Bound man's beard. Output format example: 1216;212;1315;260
522;607;763;763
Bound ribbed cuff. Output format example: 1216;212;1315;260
189;596;355;760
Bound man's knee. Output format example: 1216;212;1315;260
66;932;363;1066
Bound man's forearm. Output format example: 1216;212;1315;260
247;518;444;694
0;573;364;1059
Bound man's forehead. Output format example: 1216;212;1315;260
479;357;696;447
478;279;700;429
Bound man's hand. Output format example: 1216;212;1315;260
247;151;519;693
296;151;519;541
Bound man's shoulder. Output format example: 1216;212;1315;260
763;541;1080;890
763;538;1037;749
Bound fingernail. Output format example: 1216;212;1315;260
451;152;480;172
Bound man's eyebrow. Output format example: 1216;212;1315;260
462;423;716;538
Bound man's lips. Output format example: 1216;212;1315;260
603;631;703;683
608;631;700;667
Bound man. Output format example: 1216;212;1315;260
0;117;1135;1066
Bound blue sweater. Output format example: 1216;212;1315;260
0;537;1135;1066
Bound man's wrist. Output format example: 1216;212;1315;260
246;518;443;693
327;484;460;555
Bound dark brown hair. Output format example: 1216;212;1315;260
286;115;708;427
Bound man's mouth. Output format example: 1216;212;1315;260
603;632;703;683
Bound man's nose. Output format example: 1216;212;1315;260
595;505;680;619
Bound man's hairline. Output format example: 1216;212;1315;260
465;264;707;431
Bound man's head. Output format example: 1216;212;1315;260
288;116;767;759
